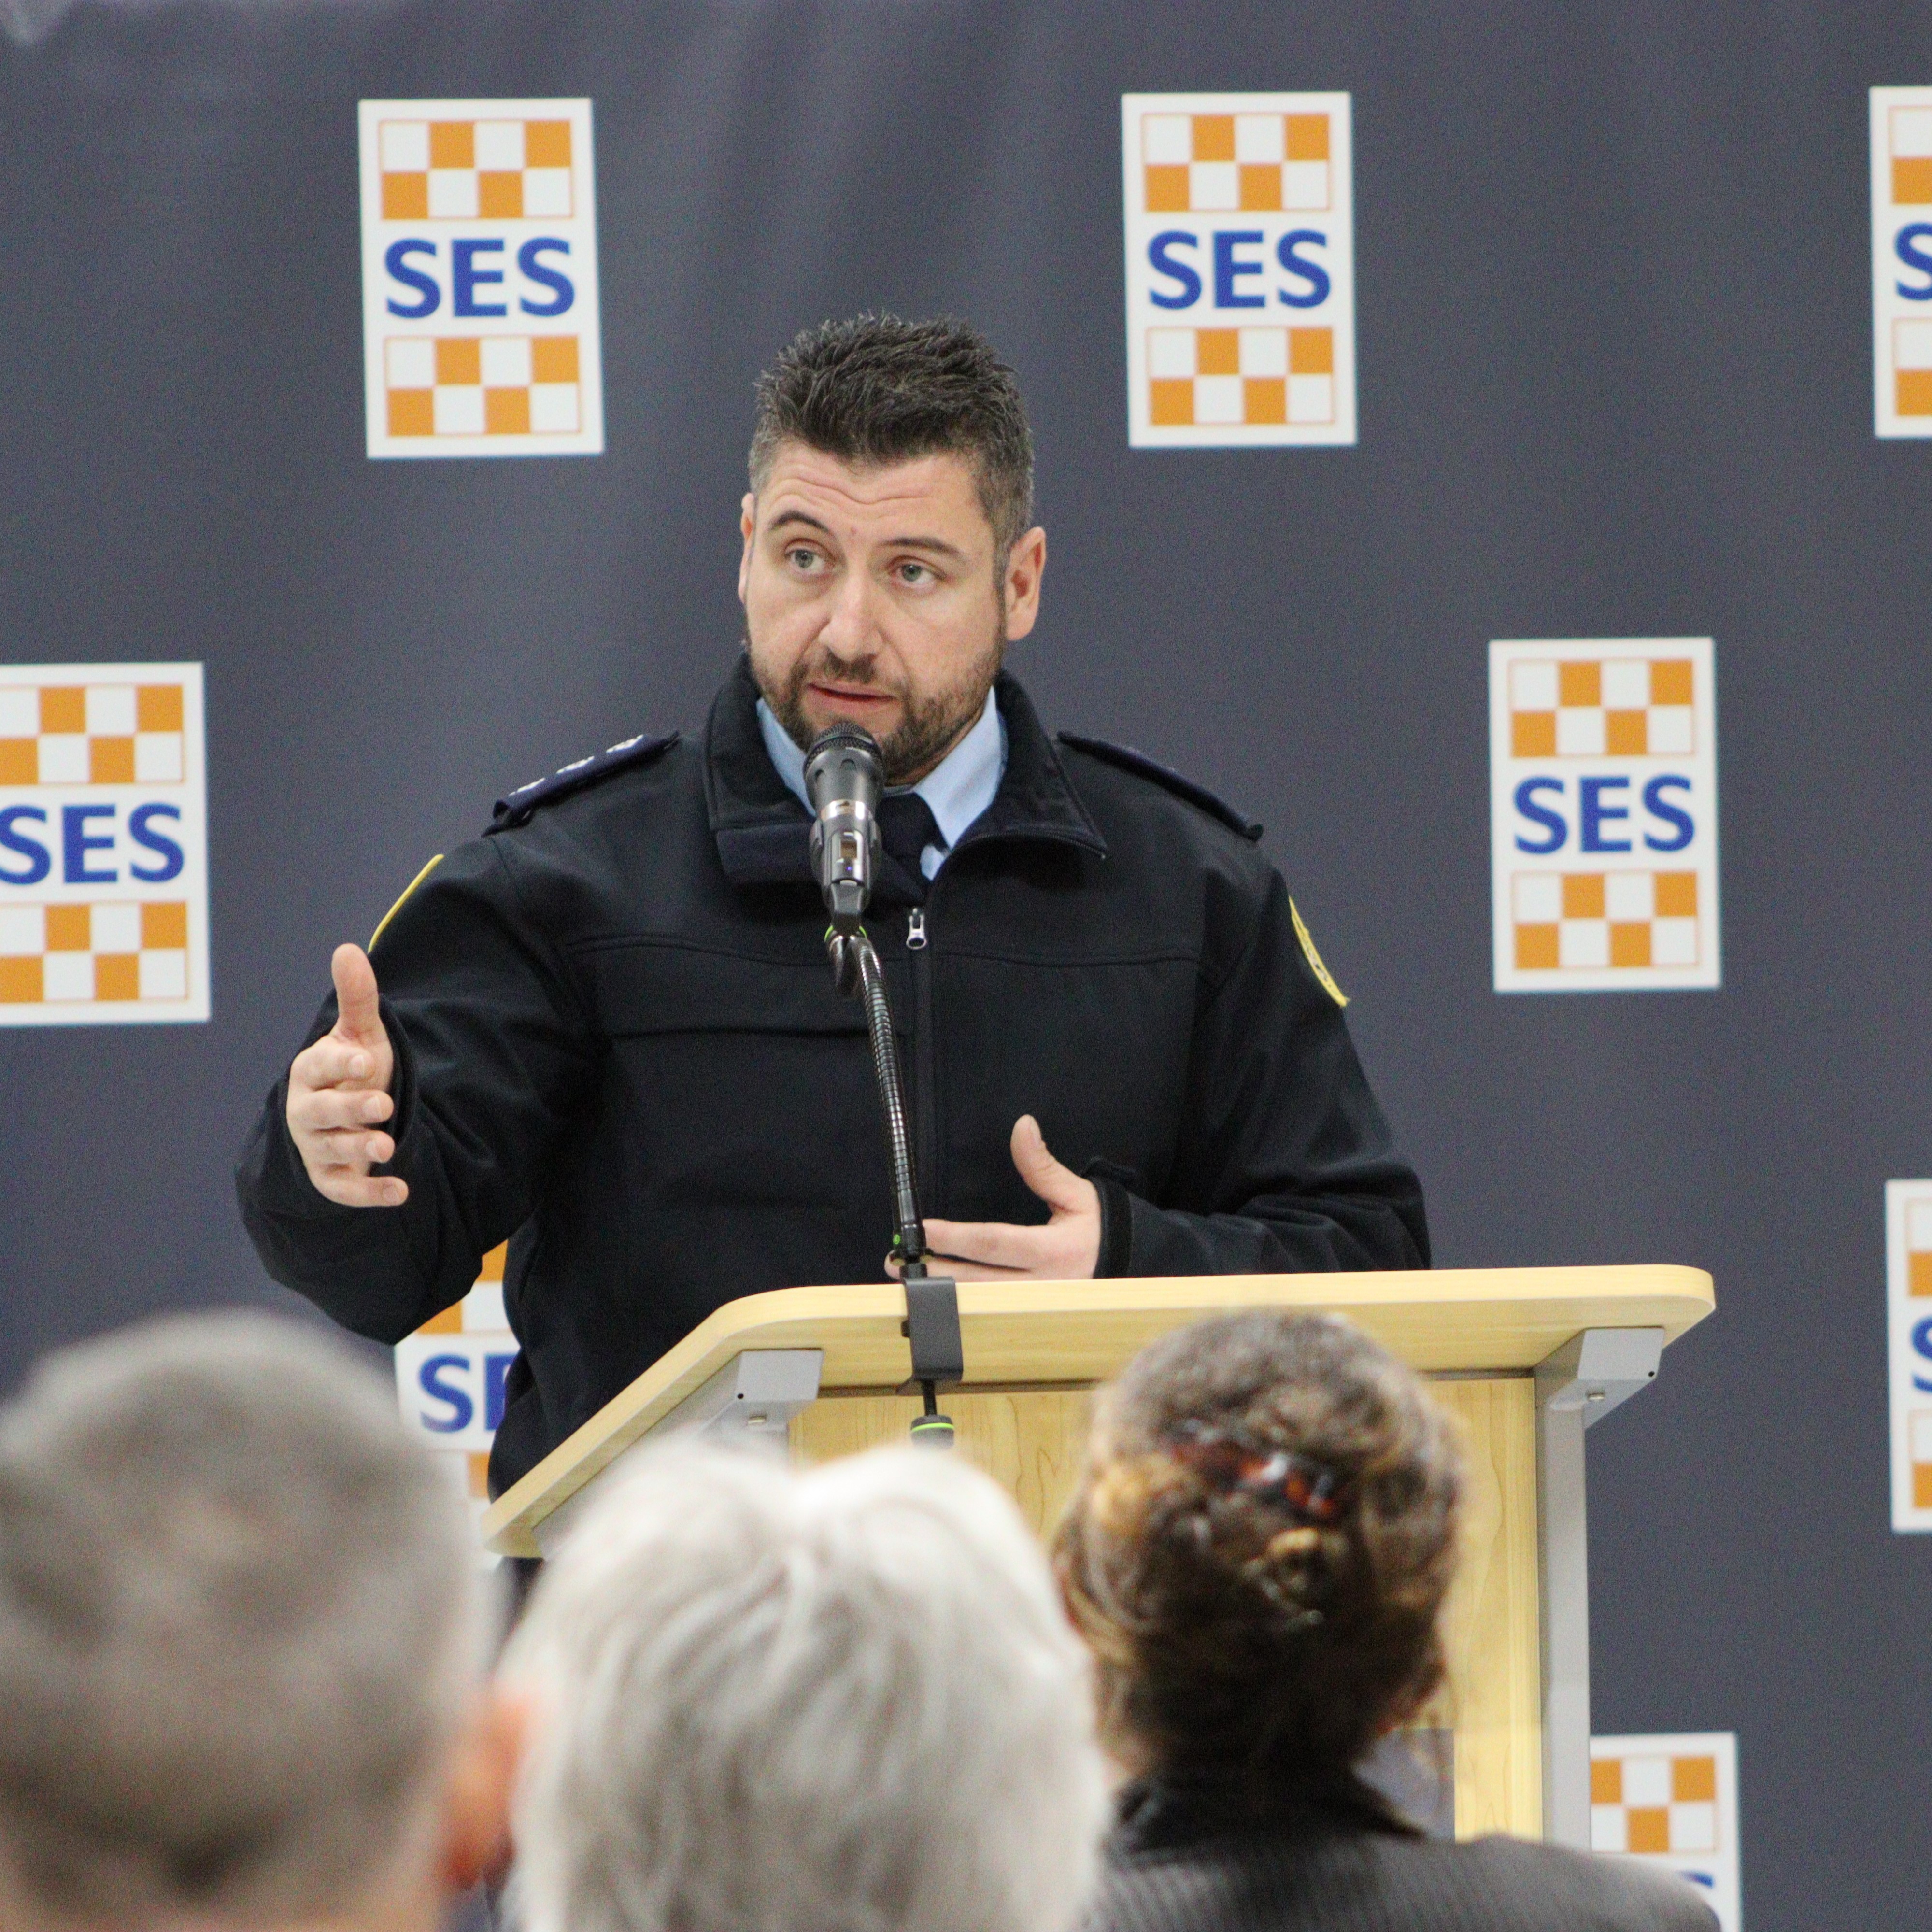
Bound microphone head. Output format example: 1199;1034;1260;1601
804;722;884;814
804;723;884;926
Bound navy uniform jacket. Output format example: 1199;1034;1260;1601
236;662;1427;1493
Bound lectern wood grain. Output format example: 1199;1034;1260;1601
794;1388;1094;1531
1426;1378;1543;1839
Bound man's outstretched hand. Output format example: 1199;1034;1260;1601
890;1114;1101;1281
286;943;407;1208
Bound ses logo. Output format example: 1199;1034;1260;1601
1591;1733;1741;1932
1489;639;1719;994
358;98;602;459
0;663;208;1027
395;1242;517;1557
1884;1181;1932;1532
1121;91;1354;447
1869;87;1932;438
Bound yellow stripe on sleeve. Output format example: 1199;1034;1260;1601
1290;898;1349;1007
368;854;444;952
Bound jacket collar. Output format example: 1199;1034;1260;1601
1112;1771;1420;1853
704;657;1106;890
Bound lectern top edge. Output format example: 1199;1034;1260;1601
480;1264;1714;1558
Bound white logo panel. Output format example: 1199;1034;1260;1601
359;98;603;459
1122;92;1354;447
1885;1180;1932;1532
1870;87;1932;438
0;663;208;1027
1490;639;1720;993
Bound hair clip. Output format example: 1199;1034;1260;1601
1165;1421;1347;1525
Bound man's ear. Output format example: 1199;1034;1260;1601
1002;526;1047;641
738;492;757;605
436;1685;532;1895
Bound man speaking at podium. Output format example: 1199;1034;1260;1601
237;315;1427;1495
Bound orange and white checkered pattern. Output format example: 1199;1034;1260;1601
1141;110;1330;213
384;335;581;438
1508;657;1695;758
1888;104;1932;207
0;682;185;786
1903;1199;1932;1303
379;117;574;221
1146;326;1333;427
0;901;189;1005
1511;869;1698;971
1591;1734;1738;1930
1892;317;1932;418
1591;1749;1719;1857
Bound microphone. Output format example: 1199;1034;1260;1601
805;722;884;927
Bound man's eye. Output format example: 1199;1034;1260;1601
897;562;931;584
786;548;820;570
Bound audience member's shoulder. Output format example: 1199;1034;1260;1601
1453;1833;1720;1930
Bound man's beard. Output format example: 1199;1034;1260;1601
754;632;1003;785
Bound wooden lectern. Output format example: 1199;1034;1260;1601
482;1265;1712;1849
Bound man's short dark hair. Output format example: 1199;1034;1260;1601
749;315;1035;557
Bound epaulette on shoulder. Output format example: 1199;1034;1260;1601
488;731;679;832
1056;733;1263;842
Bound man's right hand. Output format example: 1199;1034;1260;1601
286;943;408;1207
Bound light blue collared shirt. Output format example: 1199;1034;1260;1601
757;689;1008;880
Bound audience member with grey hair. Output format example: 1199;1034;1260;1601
0;1312;523;1932
504;1443;1109;1932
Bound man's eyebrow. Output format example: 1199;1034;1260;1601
883;533;969;561
765;511;970;563
767;509;834;537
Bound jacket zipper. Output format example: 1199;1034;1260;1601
907;903;938;1219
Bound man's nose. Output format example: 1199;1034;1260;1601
816;559;882;661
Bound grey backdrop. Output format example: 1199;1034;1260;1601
3;4;1929;1923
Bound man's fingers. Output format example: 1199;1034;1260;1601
890;1253;1033;1283
331;942;385;1046
295;1036;378;1091
1008;1115;1091;1214
308;1126;397;1168
920;1216;1051;1273
293;1087;394;1133
311;1171;410;1208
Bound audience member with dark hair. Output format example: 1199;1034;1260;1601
1054;1310;1716;1932
0;1313;522;1932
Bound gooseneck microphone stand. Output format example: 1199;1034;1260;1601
806;724;963;1446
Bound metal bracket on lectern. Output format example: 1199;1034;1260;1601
897;1275;963;1394
529;1348;824;1559
1534;1326;1665;1851
1536;1327;1664;1425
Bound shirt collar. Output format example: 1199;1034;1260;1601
755;687;1007;854
704;661;1105;892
